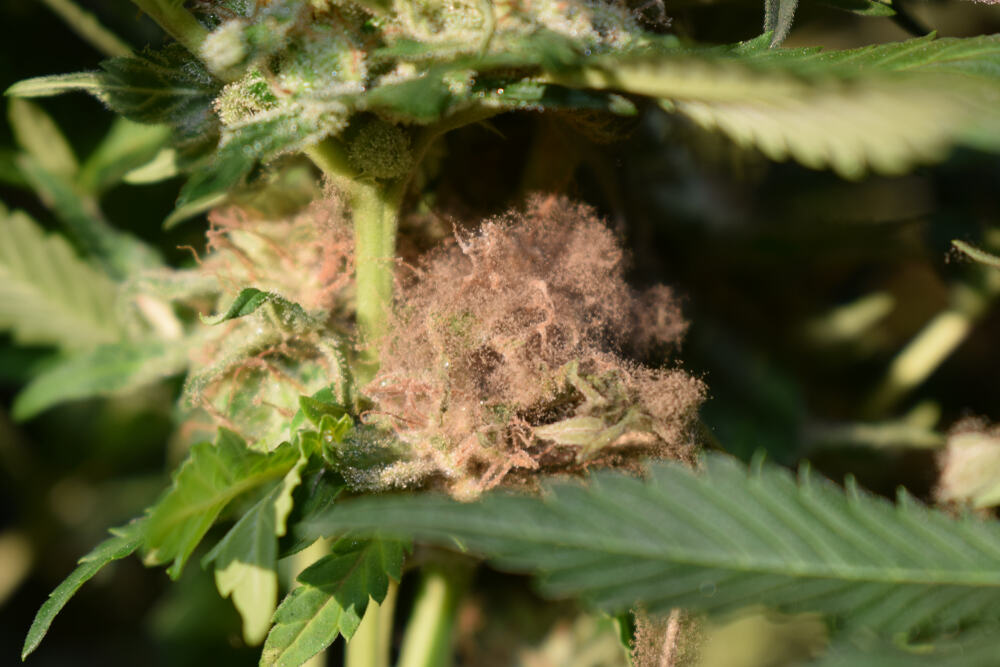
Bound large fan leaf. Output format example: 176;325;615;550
143;429;299;579
260;538;405;667
0;206;119;350
812;630;1000;667
12;341;189;420
299;453;1000;638
548;34;1000;178
22;519;145;660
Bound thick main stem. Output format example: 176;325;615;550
306;139;403;384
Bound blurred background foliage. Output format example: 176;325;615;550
2;0;1000;665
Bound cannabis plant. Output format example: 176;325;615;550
5;0;1000;665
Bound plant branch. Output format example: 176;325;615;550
128;0;208;55
40;0;132;58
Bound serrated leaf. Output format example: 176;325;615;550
203;456;306;645
22;519;145;660
548;34;1000;178
16;154;162;278
300;453;1000;639
8;98;78;180
144;429;299;579
0;207;119;350
5;45;219;149
260;538;405;667
278;469;345;559
173;105;329;220
811;630;1000;666
12;341;188;420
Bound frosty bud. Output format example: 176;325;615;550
201;20;248;74
347;118;413;180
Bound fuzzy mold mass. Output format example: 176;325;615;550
363;195;705;498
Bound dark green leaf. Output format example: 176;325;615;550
260;538;405;667
812;630;1000;666
22;519;145;660
200;287;316;332
278;469;346;559
5;45;220;149
300;453;1000;638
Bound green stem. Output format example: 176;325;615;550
345;579;399;667
396;565;470;667
306;139;402;384
305;109;499;383
128;0;208;55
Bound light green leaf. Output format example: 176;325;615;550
12;341;189;421
78;118;172;193
300;453;1000;638
144;429;299;579
5;72;105;101
260;538;405;667
547;34;1000;178
7;98;78;180
533;416;611;446
172;105;328;223
203;456;306;646
0;207;119;350
16;154;162;278
22;519;145;660
123;147;180;184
